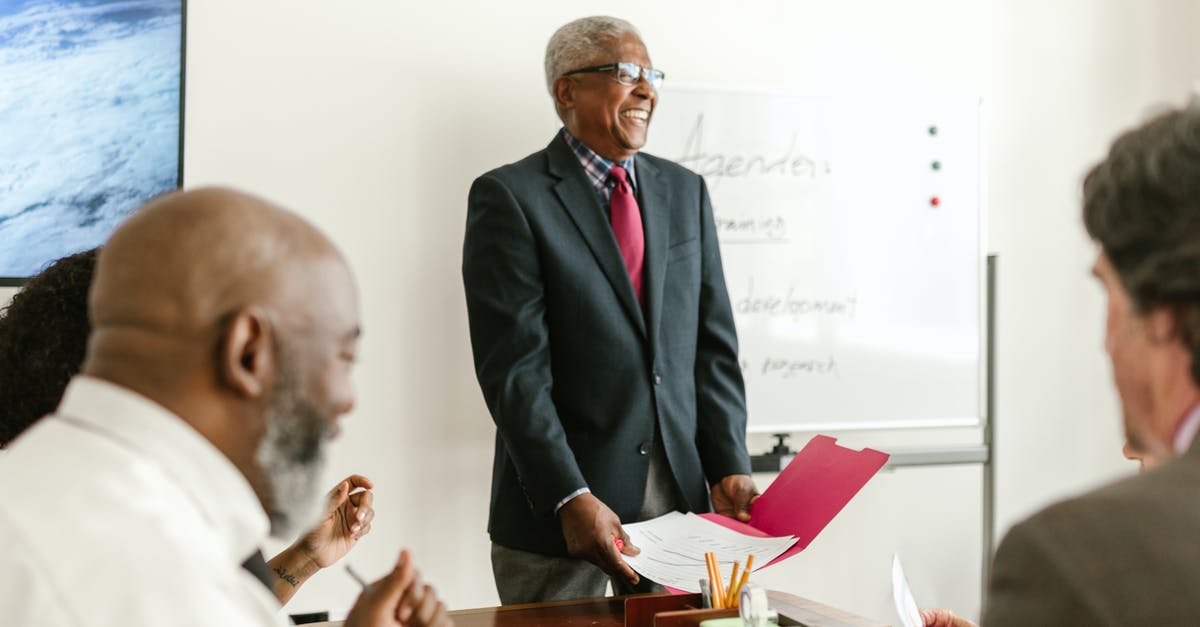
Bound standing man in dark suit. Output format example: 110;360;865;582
462;16;757;604
923;105;1200;626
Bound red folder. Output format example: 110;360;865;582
700;434;890;567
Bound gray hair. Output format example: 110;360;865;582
544;16;641;95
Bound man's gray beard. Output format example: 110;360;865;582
255;367;330;539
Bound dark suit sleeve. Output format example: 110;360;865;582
462;174;586;517
982;517;1104;626
692;177;752;483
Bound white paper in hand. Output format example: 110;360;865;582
621;512;797;591
892;554;923;627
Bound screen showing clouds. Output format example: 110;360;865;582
0;0;181;279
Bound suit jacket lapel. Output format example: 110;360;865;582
546;136;647;337
637;156;671;352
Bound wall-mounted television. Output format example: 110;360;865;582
0;0;184;284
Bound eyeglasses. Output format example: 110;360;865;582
562;62;665;91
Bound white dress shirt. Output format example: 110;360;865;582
1175;402;1200;455
0;376;287;627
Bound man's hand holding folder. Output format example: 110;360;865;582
710;474;760;523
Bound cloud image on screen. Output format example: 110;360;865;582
0;0;181;279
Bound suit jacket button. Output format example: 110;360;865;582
638;442;652;455
653;373;662;385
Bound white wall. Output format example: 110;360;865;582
5;0;1199;622
986;0;1200;532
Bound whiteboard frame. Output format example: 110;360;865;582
650;83;989;434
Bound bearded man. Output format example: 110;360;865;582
0;188;450;627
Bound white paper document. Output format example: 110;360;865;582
621;512;798;592
892;554;923;627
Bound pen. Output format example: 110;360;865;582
704;553;721;608
345;564;373;594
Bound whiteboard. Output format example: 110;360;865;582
644;87;984;433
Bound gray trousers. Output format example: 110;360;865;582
491;434;679;604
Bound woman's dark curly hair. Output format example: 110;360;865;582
0;249;98;446
1083;105;1200;385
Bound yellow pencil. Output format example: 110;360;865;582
711;553;726;608
725;561;741;607
732;554;754;605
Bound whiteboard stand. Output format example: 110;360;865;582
880;254;996;606
749;433;798;473
982;253;996;605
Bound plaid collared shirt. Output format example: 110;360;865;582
561;128;638;208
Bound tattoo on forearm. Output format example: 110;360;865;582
273;566;299;587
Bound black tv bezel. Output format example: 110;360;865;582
0;0;188;287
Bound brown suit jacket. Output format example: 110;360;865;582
983;437;1200;625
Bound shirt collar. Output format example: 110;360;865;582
1174;401;1200;455
561;128;637;193
53;375;270;565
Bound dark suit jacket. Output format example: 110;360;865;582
982;437;1200;625
462;133;751;556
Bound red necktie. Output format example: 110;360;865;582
609;165;644;306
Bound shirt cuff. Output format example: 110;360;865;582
553;487;591;514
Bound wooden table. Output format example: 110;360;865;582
307;590;885;627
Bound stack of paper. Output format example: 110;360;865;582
622;435;890;590
622;512;796;592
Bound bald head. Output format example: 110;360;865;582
84;187;362;535
90;187;342;337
